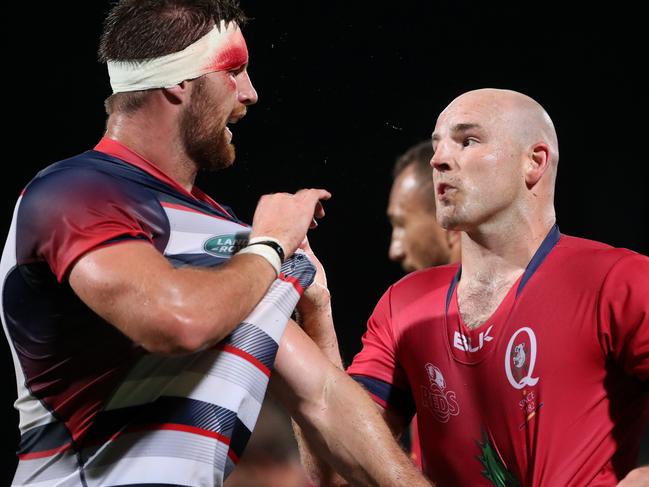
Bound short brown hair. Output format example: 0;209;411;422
393;140;435;211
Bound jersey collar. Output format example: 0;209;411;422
94;137;233;218
445;224;561;314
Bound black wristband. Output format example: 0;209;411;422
247;240;285;263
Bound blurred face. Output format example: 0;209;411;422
388;165;451;272
180;28;258;171
431;94;525;232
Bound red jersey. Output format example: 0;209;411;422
348;227;649;486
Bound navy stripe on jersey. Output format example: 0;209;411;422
104;234;151;246
517;224;561;296
17;421;73;456
226;322;278;371
352;375;416;420
228;417;252;463
166;253;228;268
92;397;238;445
20;397;240;457
280;253;317;290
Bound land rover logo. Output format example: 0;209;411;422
204;234;249;257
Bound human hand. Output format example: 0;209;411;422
249;188;331;258
617;466;649;486
296;237;331;316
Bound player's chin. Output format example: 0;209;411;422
215;145;236;171
401;261;416;273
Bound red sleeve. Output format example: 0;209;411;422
597;252;649;380
17;169;155;282
348;287;414;418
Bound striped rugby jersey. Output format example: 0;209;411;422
1;137;315;486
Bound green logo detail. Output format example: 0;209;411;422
477;432;521;487
204;233;249;257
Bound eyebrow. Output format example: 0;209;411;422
432;123;483;142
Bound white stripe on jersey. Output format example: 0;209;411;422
162;206;249;256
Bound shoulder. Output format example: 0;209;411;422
554;234;645;274
383;263;458;313
21;151;154;214
391;263;458;294
546;234;647;296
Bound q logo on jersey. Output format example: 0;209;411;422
505;327;539;390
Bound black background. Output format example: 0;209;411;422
2;1;647;482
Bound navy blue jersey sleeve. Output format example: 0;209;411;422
16;166;166;282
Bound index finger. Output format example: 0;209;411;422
298;188;332;202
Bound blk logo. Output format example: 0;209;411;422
454;325;494;353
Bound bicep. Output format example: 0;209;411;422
69;240;178;347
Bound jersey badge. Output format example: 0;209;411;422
421;363;459;423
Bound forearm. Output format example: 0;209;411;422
282;367;429;487
293;302;345;485
296;301;342;368
273;323;432;487
292;421;346;487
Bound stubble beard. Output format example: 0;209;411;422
180;79;235;172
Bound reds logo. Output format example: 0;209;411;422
421;363;459;423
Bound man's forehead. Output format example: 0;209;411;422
204;24;249;72
433;100;501;138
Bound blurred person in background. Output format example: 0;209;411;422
388;140;461;468
225;397;309;487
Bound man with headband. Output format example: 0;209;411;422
0;1;432;486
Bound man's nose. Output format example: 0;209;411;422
430;143;451;172
389;232;405;262
238;71;258;105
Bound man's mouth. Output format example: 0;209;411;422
437;183;456;197
225;110;247;142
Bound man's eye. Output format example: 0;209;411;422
462;137;478;147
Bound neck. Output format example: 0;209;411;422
460;207;555;282
105;109;197;192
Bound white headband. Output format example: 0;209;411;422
107;21;245;94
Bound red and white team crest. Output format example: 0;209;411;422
421;363;459;423
505;327;539;390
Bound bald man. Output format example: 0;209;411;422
388;141;461;272
305;89;649;486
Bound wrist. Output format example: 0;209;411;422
297;286;332;314
237;241;282;276
247;235;286;262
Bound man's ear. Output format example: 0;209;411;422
162;80;190;105
525;142;551;188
